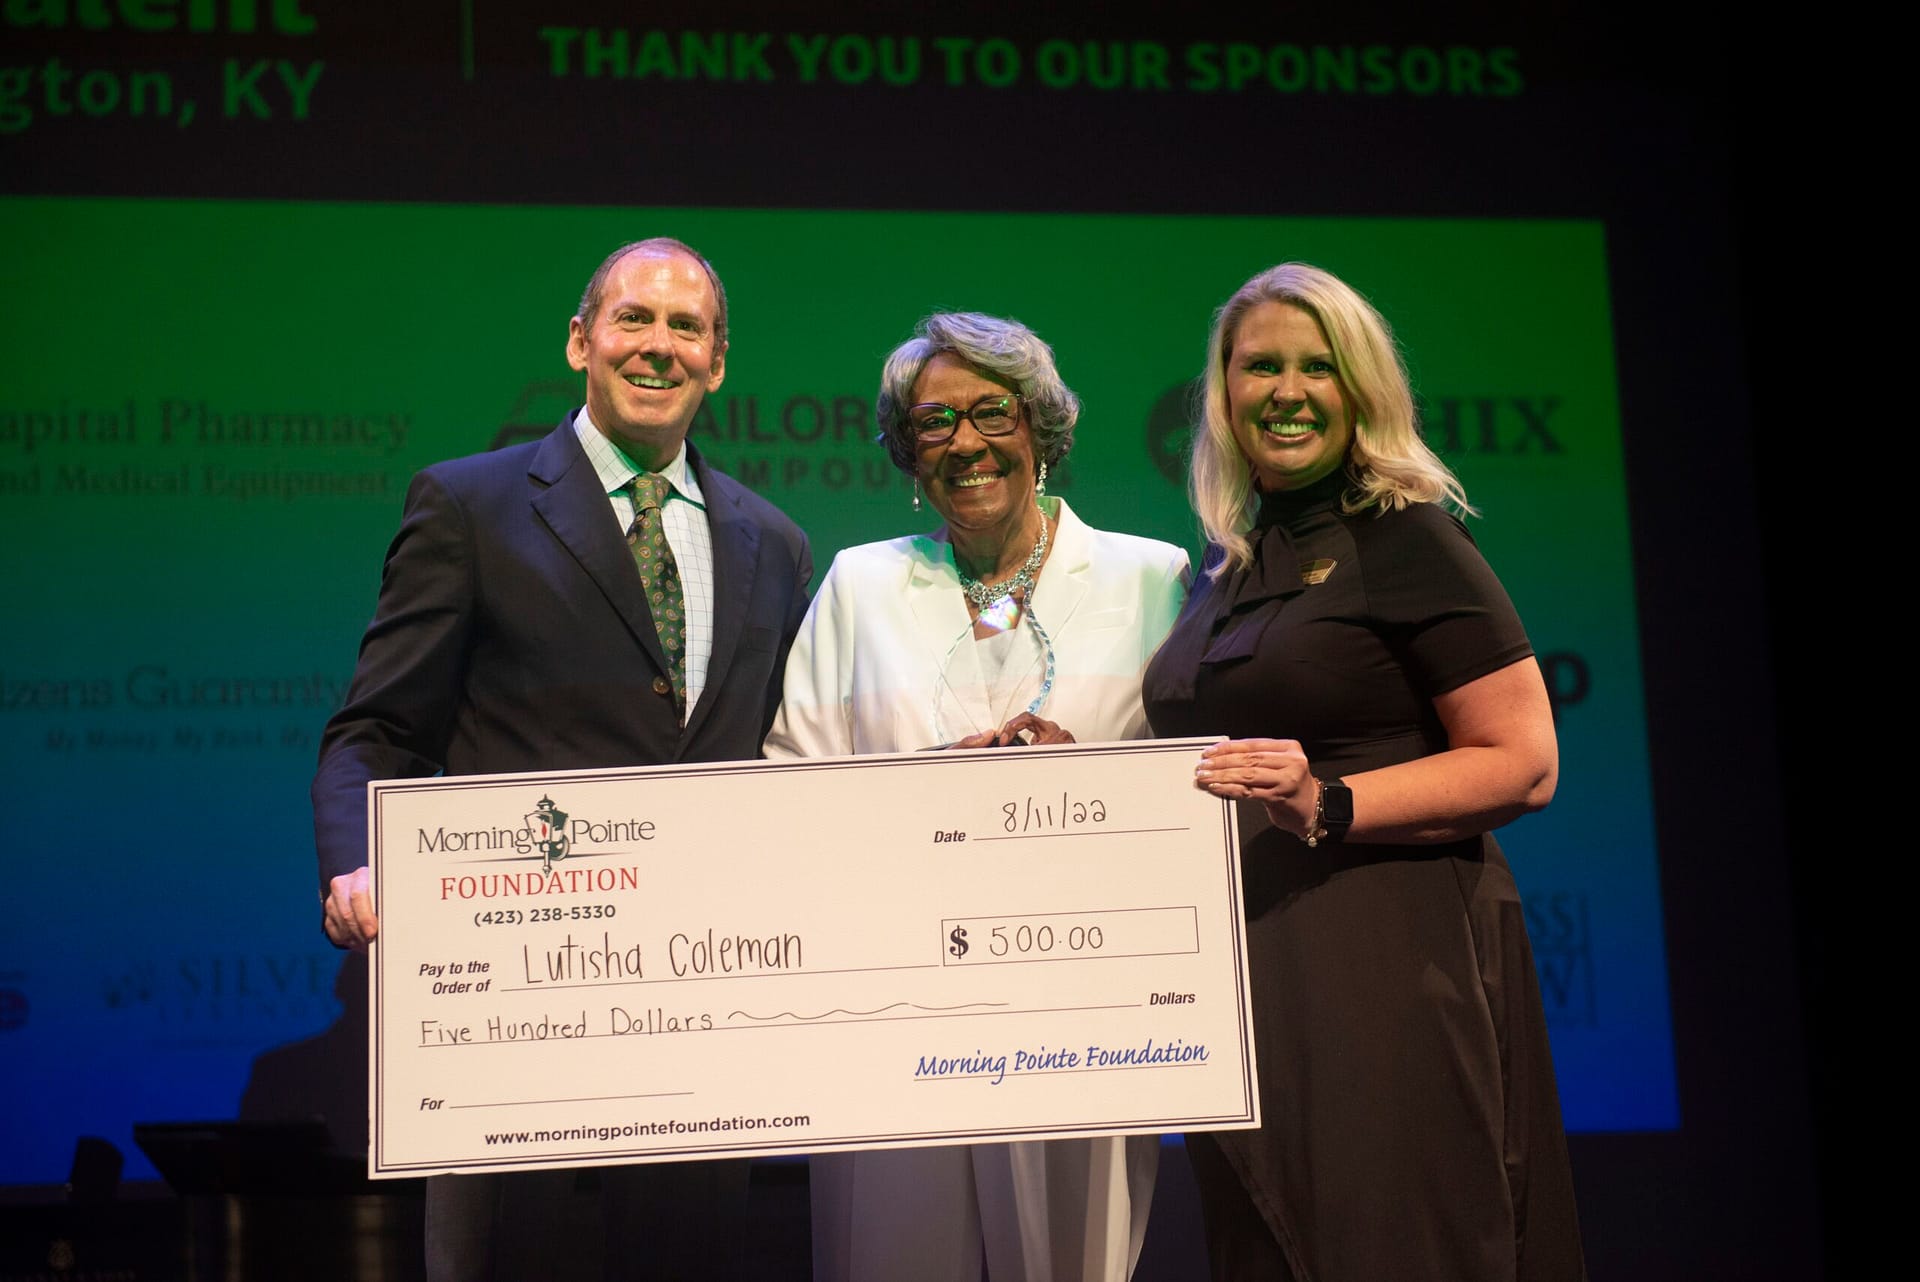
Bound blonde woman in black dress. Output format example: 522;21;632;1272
1142;263;1586;1281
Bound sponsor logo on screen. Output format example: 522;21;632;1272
97;953;340;1044
1526;890;1596;1028
1146;381;1198;486
1538;651;1590;722
493;382;1076;499
1145;383;1569;486
1417;395;1565;456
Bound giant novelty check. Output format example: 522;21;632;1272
367;737;1255;1177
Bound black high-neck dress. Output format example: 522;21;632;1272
1142;472;1586;1282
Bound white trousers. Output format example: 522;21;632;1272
809;1136;1160;1282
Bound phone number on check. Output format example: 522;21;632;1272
474;904;617;928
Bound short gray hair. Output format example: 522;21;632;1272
875;312;1078;474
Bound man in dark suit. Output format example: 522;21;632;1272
312;238;812;1281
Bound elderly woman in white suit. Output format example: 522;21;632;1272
764;312;1192;1281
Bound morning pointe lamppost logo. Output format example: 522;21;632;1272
527;795;569;873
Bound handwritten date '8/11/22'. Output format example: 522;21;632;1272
933;793;1108;844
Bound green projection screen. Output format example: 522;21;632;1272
0;199;1672;1182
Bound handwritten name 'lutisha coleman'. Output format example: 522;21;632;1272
520;929;805;984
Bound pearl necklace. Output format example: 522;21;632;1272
955;506;1050;609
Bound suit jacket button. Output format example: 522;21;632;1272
652;677;671;696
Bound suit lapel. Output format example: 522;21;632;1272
683;446;760;744
527;419;674;681
1029;498;1090;635
907;533;971;746
908;529;969;654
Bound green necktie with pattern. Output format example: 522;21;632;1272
626;473;687;717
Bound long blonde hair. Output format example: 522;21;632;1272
1190;262;1471;577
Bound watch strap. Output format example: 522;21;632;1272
1306;776;1352;847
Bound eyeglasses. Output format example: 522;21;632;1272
908;394;1024;443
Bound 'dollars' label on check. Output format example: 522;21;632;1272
367;737;1255;1177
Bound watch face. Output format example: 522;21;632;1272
1322;783;1355;826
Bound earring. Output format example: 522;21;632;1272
912;478;922;513
1035;460;1048;496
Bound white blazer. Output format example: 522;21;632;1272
766;498;1191;757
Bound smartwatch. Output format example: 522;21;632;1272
1307;777;1353;847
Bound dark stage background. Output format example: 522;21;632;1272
1;3;1826;1278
